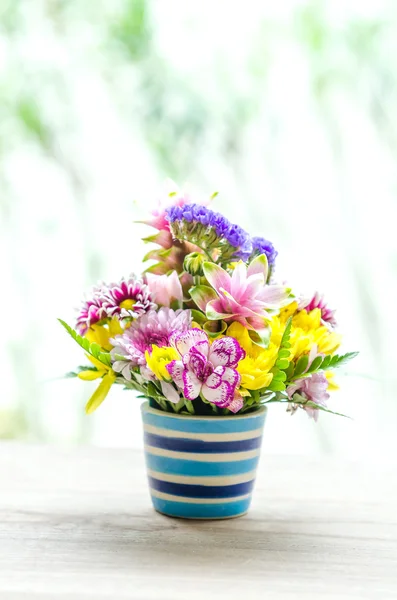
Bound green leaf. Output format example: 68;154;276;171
276;358;290;369
293;355;309;377
321;355;332;369
58;319;112;367
268;380;287;392
307;355;323;373
278;349;291;359
329;352;359;368
190;309;207;325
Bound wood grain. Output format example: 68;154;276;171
0;443;396;599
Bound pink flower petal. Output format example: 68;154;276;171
210;337;245;367
202;380;234;407
247;253;269;280
206;299;235;321
230;262;248;298
160;381;180;404
170;328;208;356
216;365;241;388
183;369;202;400
256;285;290;308
203;262;231;294
227;394;244;413
166;360;185;388
204;371;222;390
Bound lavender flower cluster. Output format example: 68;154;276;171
166;204;278;266
166;204;253;261
251;236;278;267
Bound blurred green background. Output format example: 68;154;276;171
1;0;396;455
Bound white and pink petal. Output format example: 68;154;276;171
210;337;245;367
182;369;202;400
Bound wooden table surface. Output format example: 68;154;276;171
0;443;396;599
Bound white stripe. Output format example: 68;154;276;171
144;423;263;442
145;445;261;462
147;469;256;486
150;489;251;504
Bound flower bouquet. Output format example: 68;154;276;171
60;183;357;519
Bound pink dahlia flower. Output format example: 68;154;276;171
287;372;330;422
110;308;191;380
100;276;155;320
145;272;183;308
166;329;245;413
299;292;337;327
76;285;108;334
191;255;291;346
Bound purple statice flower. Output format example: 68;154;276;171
165;204;252;261
76;285;108;334
110;308;191;380
299;292;337;328
166;329;245;413
100;276;156;320
287;372;330;422
250;236;278;267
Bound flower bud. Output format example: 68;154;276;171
183;252;206;276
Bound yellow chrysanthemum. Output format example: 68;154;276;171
145;345;179;381
227;322;277;391
84;317;123;351
270;307;341;361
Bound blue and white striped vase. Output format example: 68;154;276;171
141;401;267;520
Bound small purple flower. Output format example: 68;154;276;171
251;236;278;267
166;329;245;413
110;308;191;380
287;372;330;421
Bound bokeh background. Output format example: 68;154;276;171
1;0;396;457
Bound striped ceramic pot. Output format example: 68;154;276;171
141;401;267;520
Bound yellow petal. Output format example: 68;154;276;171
87;354;110;372
78;369;103;381
85;371;117;414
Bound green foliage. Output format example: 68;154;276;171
267;317;293;392
289;351;359;381
58;319;112;367
292;395;350;419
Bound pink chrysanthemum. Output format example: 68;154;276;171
300;292;337;327
76;285;108;334
100;276;156;320
110;308;191;380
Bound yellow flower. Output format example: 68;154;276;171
270;308;341;361
279;301;299;323
227;322;277;391
145;345;179;381
84;317;123;351
77;355;117;414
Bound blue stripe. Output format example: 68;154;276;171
142;408;266;434
145;453;260;476
149;476;255;498
151;496;252;519
144;432;262;453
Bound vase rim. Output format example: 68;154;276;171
140;401;267;420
